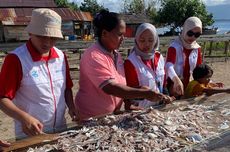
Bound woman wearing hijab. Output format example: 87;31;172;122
75;11;173;120
124;23;174;110
165;16;203;98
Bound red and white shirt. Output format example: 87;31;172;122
124;51;165;108
0;40;73;137
165;41;202;89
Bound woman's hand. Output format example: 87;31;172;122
21;114;43;136
145;90;172;103
68;108;78;121
0;140;11;151
161;95;176;104
172;76;184;96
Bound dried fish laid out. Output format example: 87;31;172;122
27;94;230;152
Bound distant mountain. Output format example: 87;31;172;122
206;4;230;20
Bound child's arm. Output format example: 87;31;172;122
209;82;224;88
203;88;230;96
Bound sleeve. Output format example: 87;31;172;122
197;47;202;65
0;54;22;99
191;83;205;96
124;59;139;87
166;47;177;64
64;53;73;89
165;47;178;79
82;51;117;89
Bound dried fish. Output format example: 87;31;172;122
26;96;230;152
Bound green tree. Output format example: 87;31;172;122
128;0;145;14
146;0;158;23
121;0;157;22
54;0;69;7
80;0;108;16
156;0;214;34
54;0;79;10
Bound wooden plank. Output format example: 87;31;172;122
2;133;58;152
2;122;84;152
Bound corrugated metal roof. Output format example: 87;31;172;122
0;8;93;25
121;14;150;24
0;0;56;8
77;11;93;22
54;8;93;21
0;8;32;25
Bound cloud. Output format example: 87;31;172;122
203;0;230;6
69;0;230;11
97;0;123;12
68;0;121;12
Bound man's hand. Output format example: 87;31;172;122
21;115;43;136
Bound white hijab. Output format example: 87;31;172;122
175;16;202;49
134;23;160;60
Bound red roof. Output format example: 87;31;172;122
0;8;93;25
0;0;56;8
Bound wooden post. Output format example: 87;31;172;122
224;41;229;55
215;42;219;51
79;49;84;60
209;41;213;56
202;41;207;61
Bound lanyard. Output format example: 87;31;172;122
151;58;163;93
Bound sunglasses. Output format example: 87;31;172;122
187;30;201;38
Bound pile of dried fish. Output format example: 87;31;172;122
27;95;230;152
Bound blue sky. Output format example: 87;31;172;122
69;0;230;12
69;0;230;19
203;0;230;6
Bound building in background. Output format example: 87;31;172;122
121;13;150;38
0;0;92;42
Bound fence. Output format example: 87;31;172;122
1;34;230;74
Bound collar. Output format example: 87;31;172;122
96;41;118;57
26;39;59;62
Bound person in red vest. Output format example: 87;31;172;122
165;17;203;98
75;10;174;120
0;8;76;139
124;23;174;110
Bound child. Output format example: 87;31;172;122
185;63;230;98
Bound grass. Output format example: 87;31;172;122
202;41;230;57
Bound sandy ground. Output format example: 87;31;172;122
0;60;230;142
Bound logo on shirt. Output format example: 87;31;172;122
31;70;39;78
